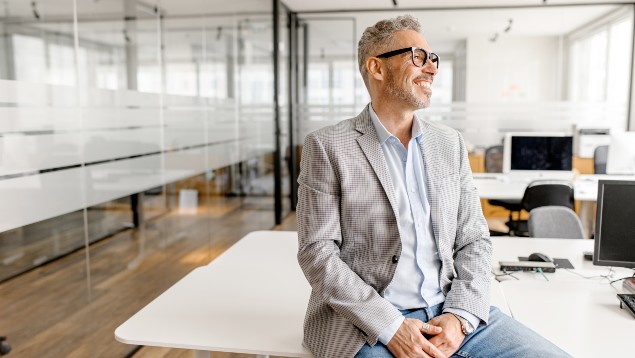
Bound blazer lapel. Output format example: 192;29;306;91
417;119;441;242
354;106;401;224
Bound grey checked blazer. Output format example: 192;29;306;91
297;104;492;358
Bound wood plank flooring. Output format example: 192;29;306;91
0;195;285;358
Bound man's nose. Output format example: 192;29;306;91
422;60;437;76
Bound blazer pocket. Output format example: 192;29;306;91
349;236;394;291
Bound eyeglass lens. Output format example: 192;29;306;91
413;48;439;68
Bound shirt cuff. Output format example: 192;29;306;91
378;315;405;345
443;308;480;331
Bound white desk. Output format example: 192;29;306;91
474;173;635;201
503;280;633;358
474;173;635;237
490;237;635;357
492;236;633;281
115;231;511;357
115;231;313;358
491;237;598;280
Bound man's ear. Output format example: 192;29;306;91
367;57;384;81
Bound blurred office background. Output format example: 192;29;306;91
0;0;633;356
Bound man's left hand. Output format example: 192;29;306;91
427;314;465;356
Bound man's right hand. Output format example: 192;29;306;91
386;318;447;358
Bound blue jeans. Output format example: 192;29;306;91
355;304;571;358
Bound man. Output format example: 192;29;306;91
297;15;570;358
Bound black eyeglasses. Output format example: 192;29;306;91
376;47;439;69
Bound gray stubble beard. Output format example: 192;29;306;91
384;66;431;109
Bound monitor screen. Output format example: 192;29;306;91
510;136;573;171
594;180;635;268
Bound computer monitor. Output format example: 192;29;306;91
606;132;635;175
594;180;635;269
502;132;573;173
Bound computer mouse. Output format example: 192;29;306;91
528;252;552;262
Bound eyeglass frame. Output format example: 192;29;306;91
375;47;439;69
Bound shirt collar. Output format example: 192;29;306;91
369;103;423;145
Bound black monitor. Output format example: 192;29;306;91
503;133;573;172
594;180;635;269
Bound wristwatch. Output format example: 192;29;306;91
450;313;475;336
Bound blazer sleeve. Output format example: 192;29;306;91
442;131;493;325
296;132;402;345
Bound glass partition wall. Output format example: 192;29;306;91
0;0;288;356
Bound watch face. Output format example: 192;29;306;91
464;324;475;334
458;317;474;335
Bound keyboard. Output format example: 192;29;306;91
617;294;635;318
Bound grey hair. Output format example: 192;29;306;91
357;15;421;89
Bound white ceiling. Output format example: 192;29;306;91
3;0;628;61
3;0;628;18
302;4;622;57
284;0;632;12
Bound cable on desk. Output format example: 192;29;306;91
609;276;635;285
563;268;614;281
494;270;520;280
536;268;549;282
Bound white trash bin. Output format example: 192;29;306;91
179;189;198;215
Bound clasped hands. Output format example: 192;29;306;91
386;313;465;358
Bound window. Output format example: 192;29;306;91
568;15;633;104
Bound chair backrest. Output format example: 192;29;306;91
485;145;504;173
528;206;584;239
521;180;574;212
594;145;609;174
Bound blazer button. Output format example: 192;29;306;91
392;255;399;264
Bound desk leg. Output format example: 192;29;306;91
194;350;210;358
580;201;594;238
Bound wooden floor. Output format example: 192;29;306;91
0;195;293;358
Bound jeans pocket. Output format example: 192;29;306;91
453;350;473;358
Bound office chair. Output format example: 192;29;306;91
484;145;504;173
0;336;10;355
484;145;522;235
507;180;575;236
594;145;609;174
528;206;584;239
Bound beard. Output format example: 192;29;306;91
384;66;431;109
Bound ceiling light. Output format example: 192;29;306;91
504;19;513;33
31;1;40;20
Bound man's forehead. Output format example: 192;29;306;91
391;29;428;48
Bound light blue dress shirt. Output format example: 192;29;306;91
368;105;480;345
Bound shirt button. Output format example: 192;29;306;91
392;255;399;264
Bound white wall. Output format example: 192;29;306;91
466;35;561;103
